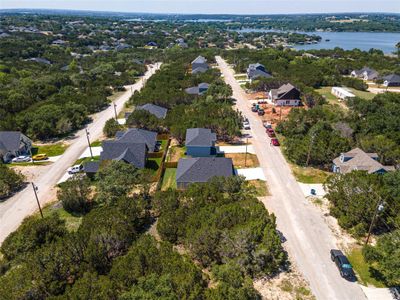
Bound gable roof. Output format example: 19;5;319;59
383;74;400;83
192;55;207;65
333;148;394;174
115;128;157;152
100;141;147;169
192;66;209;74
271;83;300;100
0;131;23;152
185;83;210;95
248;63;265;71
176;157;233;183
185;128;216;147
83;161;100;173
136;103;168;119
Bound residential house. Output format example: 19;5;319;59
269;83;301;106
83;161;100;179
176;157;234;189
0;131;32;163
331;87;356;100
351;67;379;81
185;128;216;157
332;148;395;174
247;63;272;81
52;39;67;46
383;74;400;87
115;128;158;152
191;55;209;74
185;83;210;95
26;57;51;65
135;103;168;119
100;141;148;169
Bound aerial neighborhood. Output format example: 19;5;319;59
0;9;400;300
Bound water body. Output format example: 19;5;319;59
236;28;400;53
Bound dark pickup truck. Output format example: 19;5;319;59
330;249;355;280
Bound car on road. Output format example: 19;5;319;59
258;109;265;116
243;122;251;130
271;138;280;146
68;164;83;174
11;156;31;163
330;249;355;279
251;106;258;112
263;122;272;129
266;128;276;137
32;154;48;161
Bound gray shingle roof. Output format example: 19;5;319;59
115;128;157;152
176;157;233;183
136;103;168;119
270;83;300;100
83;161;100;173
333;148;394;174
0;131;23;151
185;83;210;95
192;66;209;74
192;55;207;64
185;128;216;147
100;141;147;169
383;74;400;83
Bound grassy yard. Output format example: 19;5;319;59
347;88;375;100
166;145;186;162
32;143;68;157
146;157;162;175
42;203;83;232
90;140;103;147
107;90;125;102
158;139;169;152
315;87;338;103
161;168;177;191
225;153;260;168
291;164;331;184
248;180;269;197
74;156;100;166
234;74;248;81
347;247;386;288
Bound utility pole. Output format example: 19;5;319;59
365;199;385;245
32;182;43;218
85;129;93;159
113;102;118;120
244;137;248;167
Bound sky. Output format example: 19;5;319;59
2;0;400;14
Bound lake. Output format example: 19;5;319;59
236;29;400;54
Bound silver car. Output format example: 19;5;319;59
12;156;31;163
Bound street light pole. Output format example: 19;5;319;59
365;198;385;245
244;137;248;167
113;102;118;120
32;182;43;218
85;129;93;159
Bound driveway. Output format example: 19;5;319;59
0;63;161;245
216;56;366;300
236;168;266;180
217;145;256;154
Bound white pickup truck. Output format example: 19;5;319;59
68;164;83;174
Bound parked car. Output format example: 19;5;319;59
258;99;267;104
267;129;276;137
263;122;272;129
11;156;31;163
271;138;280;146
258;109;265;116
251;106;258;112
330;249;355;279
32;154;48;161
243;122;251;130
68;164;83;174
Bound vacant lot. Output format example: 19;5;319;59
32;142;69;157
161;168;177;191
249;179;269;197
291;164;331;184
225;153;259;168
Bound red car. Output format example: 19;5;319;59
266;128;276;137
271;138;280;146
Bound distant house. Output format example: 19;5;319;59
247;63;272;81
191;56;209;74
331;87;356;101
332;148;395;175
185;83;210;95
269;83;301;106
26;57;51;65
135;103;168;119
383;74;400;87
185;128;216;157
100;141;148;169
147;41;158;47
351;67;379;81
176;157;234;189
115;43;132;51
115;128;158;152
0;131;32;163
52;39;67;46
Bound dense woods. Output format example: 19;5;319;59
0;166;25;199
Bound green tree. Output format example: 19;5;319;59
58;175;92;214
103;118;122;138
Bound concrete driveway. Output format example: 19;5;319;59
0;63;161;245
216;56;366;300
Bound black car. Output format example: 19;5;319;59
330;249;355;279
251;106;258;112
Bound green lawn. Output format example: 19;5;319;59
347;248;387;288
291;164;331;184
315;86;375;102
74;156;100;166
161;168;177;191
158;139;169;152
90;140;103;147
32;143;68;157
42;203;83;232
347;88;375;100
146;157;162;175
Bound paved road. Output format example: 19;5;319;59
216;56;366;300
0;63;161;245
